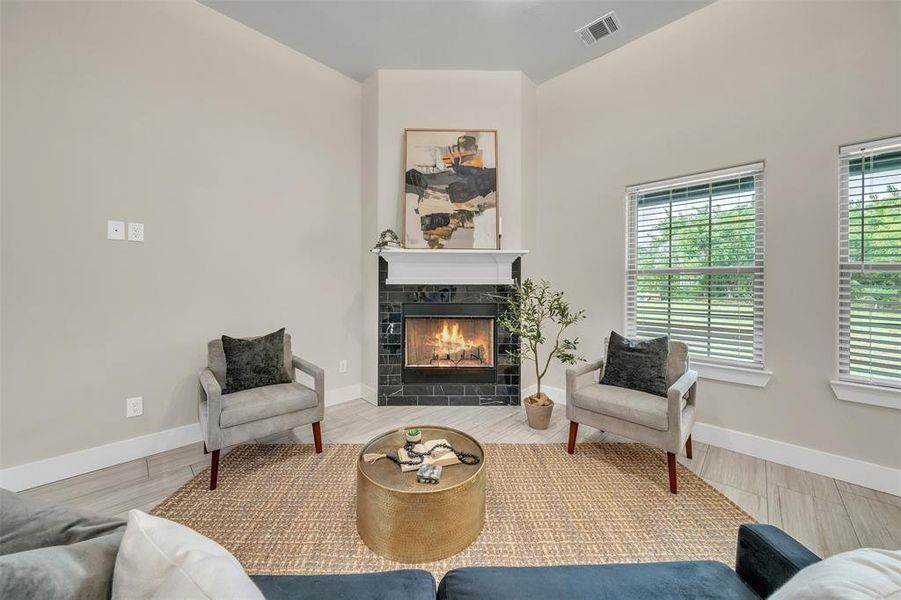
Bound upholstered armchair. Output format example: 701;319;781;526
565;340;698;493
198;333;324;490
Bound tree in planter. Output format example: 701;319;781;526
498;279;585;406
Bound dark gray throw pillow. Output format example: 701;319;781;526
0;488;126;600
600;331;670;397
222;328;292;394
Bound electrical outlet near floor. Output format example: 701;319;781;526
126;396;143;418
339;360;348;373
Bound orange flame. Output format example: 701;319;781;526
432;321;484;356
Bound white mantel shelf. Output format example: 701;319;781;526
372;248;529;286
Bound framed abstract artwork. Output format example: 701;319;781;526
403;129;498;249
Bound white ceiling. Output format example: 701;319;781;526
202;0;713;83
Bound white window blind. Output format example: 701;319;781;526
839;136;901;388
626;163;765;368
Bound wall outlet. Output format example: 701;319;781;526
127;222;144;242
107;220;125;240
339;360;348;373
126;396;143;418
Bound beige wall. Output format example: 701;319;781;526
361;70;537;390
535;0;901;468
370;70;534;248
0;1;362;467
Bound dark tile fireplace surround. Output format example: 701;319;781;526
377;257;521;406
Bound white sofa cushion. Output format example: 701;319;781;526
771;547;901;599
112;510;263;600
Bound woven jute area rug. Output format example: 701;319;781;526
152;443;752;580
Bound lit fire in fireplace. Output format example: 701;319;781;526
405;317;494;368
431;322;483;356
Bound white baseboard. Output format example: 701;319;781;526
1;385;368;492
325;384;366;406
360;384;378;405
692;423;901;497
526;385;899;495
0;423;203;492
522;384;566;404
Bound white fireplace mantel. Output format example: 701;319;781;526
372;248;529;286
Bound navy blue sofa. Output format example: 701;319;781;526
252;569;438;600
437;525;820;599
247;524;820;600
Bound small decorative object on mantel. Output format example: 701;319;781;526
416;463;442;484
497;279;586;430
372;229;401;253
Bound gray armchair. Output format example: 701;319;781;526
198;333;324;490
565;340;697;493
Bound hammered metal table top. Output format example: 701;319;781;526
357;425;485;493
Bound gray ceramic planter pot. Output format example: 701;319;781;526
524;398;554;430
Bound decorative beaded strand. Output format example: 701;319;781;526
384;442;480;466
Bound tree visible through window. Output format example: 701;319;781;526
840;140;901;387
626;164;764;367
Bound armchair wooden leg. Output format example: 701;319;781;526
209;449;220;491
685;435;693;459
312;421;323;454
667;452;677;494
567;421;579;454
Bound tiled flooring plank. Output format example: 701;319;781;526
147;442;207;477
769;485;860;557
766;462;842;504
840;490;901;548
701;446;767;497
20;459;149;506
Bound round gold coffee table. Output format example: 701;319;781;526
356;425;486;563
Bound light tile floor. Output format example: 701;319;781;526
22;399;901;557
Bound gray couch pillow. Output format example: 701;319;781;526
0;488;125;600
222;328;293;394
600;331;670;397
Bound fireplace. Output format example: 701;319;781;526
378;256;521;406
402;304;497;384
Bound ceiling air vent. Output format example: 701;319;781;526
576;11;621;46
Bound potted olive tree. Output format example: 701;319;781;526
498;279;585;429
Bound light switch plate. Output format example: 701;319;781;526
127;222;144;242
126;396;143;418
107;220;125;240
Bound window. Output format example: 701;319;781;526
839;136;901;388
626;163;765;368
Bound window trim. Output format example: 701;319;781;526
627;162;765;195
694;360;773;388
830;380;901;410
837;135;901;389
625;161;767;370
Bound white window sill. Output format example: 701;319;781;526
693;361;772;388
830;380;900;410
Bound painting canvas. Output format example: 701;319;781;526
403;129;498;249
